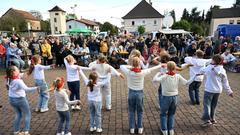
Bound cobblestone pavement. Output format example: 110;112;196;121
0;68;240;135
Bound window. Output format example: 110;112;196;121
54;18;57;23
154;20;157;25
142;20;145;24
69;25;72;29
55;27;58;32
237;20;240;24
132;21;135;26
229;20;234;24
55;13;59;16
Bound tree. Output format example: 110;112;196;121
30;10;43;20
181;8;190;21
205;5;220;24
40;20;50;33
0;14;27;31
234;0;240;7
189;7;201;23
138;25;145;35
172;20;191;31
66;13;77;20
169;10;176;23
100;22;118;35
201;10;205;21
191;23;204;35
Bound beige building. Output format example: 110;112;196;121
49;6;66;34
122;0;164;33
1;8;41;31
209;7;240;35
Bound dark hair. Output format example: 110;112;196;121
160;54;170;63
6;66;17;90
212;54;223;65
87;72;98;92
28;55;41;75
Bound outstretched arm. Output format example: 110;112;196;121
79;69;89;86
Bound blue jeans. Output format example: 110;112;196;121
35;79;49;109
57;111;70;134
160;95;178;131
9;97;31;132
67;81;80;101
202;91;220;121
12;58;25;70
188;81;201;104
88;100;102;128
128;89;144;129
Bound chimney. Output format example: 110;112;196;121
149;0;152;6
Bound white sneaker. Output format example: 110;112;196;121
34;108;40;112
138;128;143;134
90;127;96;132
23;132;30;135
56;133;62;135
75;105;81;110
71;106;75;110
64;132;71;135
96;128;102;133
14;132;23;135
40;108;49;113
130;128;135;134
169;129;174;135
161;130;168;135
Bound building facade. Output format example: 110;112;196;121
209;7;240;35
66;19;99;33
49;6;66;34
122;0;164;33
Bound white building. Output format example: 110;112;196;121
49;6;66;34
122;0;164;33
209;7;240;35
66;18;99;33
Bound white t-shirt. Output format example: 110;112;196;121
54;89;78;111
33;64;51;80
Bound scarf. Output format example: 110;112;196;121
5;75;20;80
56;77;65;89
166;71;176;76
131;67;141;73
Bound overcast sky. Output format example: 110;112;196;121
0;0;235;27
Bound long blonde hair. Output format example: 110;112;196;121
65;55;76;64
128;49;141;65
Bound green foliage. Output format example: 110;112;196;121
169;10;176;23
0;15;27;31
40;20;50;33
191;23;204;35
181;8;190;21
100;22;118;35
66;13;77;20
205;5;220;24
172;20;191;31
138;25;145;35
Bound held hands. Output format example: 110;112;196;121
37;87;41;94
50;64;55;68
76;100;82;106
120;73;125;79
229;93;234;98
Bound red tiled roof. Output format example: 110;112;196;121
2;8;39;21
67;18;98;26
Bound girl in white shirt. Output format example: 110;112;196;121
7;66;39;135
64;55;90;110
79;69;110;133
27;55;54;113
49;77;80;135
199;54;233;127
153;61;189;135
120;57;162;134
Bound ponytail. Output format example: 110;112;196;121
87;80;94;92
87;72;98;92
5;66;17;90
48;77;65;92
27;55;41;75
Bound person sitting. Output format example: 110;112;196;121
80;43;90;66
221;49;237;72
108;50;121;69
6;43;25;71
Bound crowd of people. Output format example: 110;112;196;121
0;32;239;135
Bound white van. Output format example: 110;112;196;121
151;29;194;40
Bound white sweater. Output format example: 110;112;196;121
153;73;187;96
64;58;90;82
120;65;161;90
8;79;38;98
79;69;109;102
200;65;233;94
54;89;78;111
33;64;51;80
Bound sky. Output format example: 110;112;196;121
0;0;236;27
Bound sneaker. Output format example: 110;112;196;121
161;130;168;135
196;101;200;105
211;119;217;124
169;129;174;135
14;132;23;135
34;108;40;112
71;106;75;110
130;128;135;134
96;128;102;133
23;131;30;135
201;120;212;127
64;132;71;135
56;133;62;135
106;106;111;111
75;105;81;110
138;128;143;134
90;127;96;132
40;108;49;113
